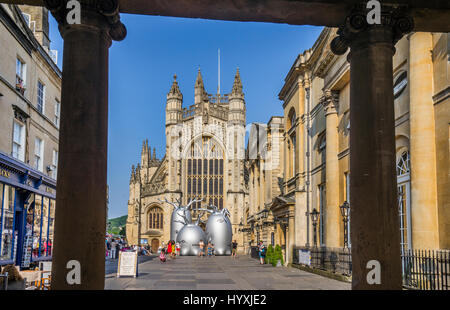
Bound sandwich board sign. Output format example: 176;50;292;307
299;249;311;266
117;251;138;278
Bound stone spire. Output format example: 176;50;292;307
195;68;205;89
135;163;141;182
228;68;245;125
167;74;182;99
195;68;207;105
153;148;156;160
130;165;135;184
231;68;243;97
141;139;149;167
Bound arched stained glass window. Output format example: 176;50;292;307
186;136;225;214
148;207;163;230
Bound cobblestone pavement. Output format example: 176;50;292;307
105;255;350;290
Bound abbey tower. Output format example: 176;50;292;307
126;69;247;252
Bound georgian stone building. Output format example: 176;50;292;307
126;69;247;252
242;117;285;255
0;4;60;267
243;27;449;268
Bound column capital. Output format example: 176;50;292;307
44;0;127;42
330;4;414;56
320;89;339;115
303;78;311;89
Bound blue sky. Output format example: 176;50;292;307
49;14;323;219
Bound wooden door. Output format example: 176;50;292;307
151;238;159;253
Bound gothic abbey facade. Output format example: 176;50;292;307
126;69;248;252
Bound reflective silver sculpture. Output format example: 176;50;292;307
176;222;207;256
203;206;232;255
159;197;202;242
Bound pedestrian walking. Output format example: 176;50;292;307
106;239;111;258
207;242;212;257
167;240;173;258
198;240;205;257
231;240;238;259
258;241;266;264
171;241;176;258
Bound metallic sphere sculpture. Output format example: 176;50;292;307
162;198;232;256
204;206;232;255
176;223;207;256
159;197;201;242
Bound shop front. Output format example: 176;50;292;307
0;152;56;270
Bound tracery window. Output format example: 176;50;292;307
148;207;163;230
186;136;224;214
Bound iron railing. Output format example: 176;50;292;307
293;246;352;276
292;246;450;290
401;249;450;290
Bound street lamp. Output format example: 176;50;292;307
310;208;320;247
340;201;350;248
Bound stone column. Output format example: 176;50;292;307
45;0;126;289
287;207;295;264
321;90;340;248
408;32;439;249
331;6;413;289
297;77;305;177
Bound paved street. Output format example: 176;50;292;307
105;255;350;290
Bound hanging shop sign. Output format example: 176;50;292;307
117;251;138;278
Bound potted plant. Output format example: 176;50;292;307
273;245;284;267
0;265;25;290
265;244;274;265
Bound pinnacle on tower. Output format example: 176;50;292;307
153;148;156;160
195;68;208;105
167;74;182;99
130;165;135;183
141;140;146;153
135;163;141;181
141;139;150;167
195;68;205;89
231;68;243;96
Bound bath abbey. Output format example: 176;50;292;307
126;69;248;252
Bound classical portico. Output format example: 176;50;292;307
2;0;448;290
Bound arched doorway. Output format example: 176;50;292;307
151;238;159;253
